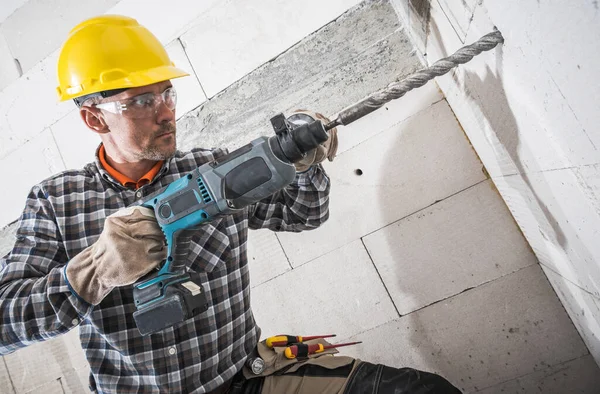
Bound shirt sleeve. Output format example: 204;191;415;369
0;185;93;355
248;164;330;232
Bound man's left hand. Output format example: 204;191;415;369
292;110;338;172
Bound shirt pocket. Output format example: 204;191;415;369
186;218;231;273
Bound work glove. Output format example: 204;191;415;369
289;110;338;173
65;206;166;305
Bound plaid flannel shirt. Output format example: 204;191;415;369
0;145;330;393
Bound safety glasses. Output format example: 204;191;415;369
94;87;177;119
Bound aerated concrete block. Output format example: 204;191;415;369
0;32;20;91
251;239;398;340
0;50;73;159
336;82;443;156
436;0;478;41
0;129;66;228
576;163;600;222
341;265;590;393
430;1;600;180
3;330;87;394
107;0;221;45
0;356;15;393
0;222;18;257
493;170;600;298
61;367;91;394
50;110;98;170
246;229;291;288
476;355;600;394
542;266;600;367
24;379;64;394
363;180;538;315
0;0;120;75
277;100;487;267
480;0;600;156
493;169;600;366
180;0;362;97
0;0;28;24
164;40;207;118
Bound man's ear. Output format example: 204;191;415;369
80;106;109;134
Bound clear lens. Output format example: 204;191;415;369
96;87;177;119
162;88;177;109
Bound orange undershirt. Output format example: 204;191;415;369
99;145;163;189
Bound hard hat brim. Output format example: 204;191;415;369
57;65;190;102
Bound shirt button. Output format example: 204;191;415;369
168;347;176;355
71;318;79;326
135;190;142;199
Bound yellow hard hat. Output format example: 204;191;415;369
56;15;189;103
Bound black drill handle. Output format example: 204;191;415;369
168;229;193;272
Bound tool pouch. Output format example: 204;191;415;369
242;339;348;378
236;338;355;394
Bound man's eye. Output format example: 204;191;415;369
132;96;154;107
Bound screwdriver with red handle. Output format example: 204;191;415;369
265;334;336;348
284;341;362;359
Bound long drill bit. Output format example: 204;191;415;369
325;29;504;130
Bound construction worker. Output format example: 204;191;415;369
0;15;461;393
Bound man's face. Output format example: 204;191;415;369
86;81;177;161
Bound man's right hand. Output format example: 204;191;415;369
65;206;166;305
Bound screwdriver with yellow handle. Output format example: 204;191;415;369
265;334;336;348
284;341;362;359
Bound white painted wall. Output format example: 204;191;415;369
391;0;600;365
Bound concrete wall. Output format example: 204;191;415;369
390;0;600;365
1;0;598;393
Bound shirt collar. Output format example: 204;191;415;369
97;144;164;189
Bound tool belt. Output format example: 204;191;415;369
231;337;356;394
220;338;462;394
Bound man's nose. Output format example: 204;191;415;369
155;100;175;123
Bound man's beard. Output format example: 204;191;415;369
136;123;177;160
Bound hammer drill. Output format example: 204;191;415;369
132;113;328;335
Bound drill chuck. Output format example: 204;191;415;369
269;113;328;163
